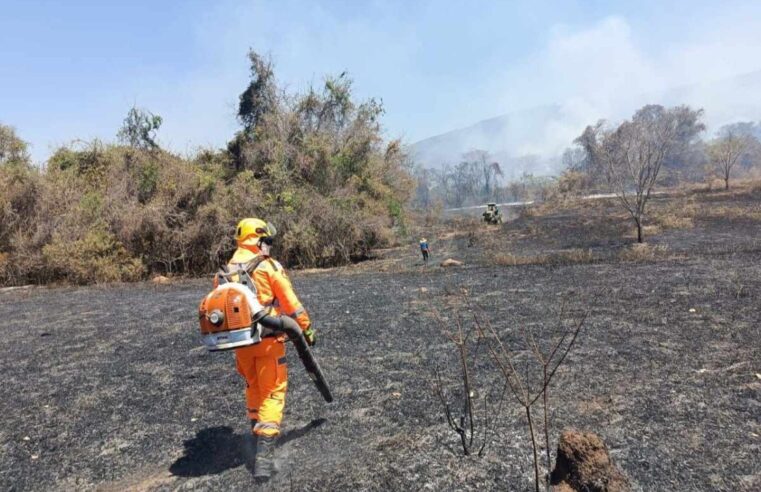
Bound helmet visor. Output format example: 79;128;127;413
239;220;277;246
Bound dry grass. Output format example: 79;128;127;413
493;254;542;266
650;195;698;231
534;189;618;217
700;204;761;221
649;180;761;227
655;214;694;229
617;243;669;262
678;177;761;197
531;199;568;216
494;248;596;267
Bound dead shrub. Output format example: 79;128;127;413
42;226;145;284
474;301;588;492
555;169;586;197
0;159;40;251
0;252;9;283
0;52;413;285
430;311;503;457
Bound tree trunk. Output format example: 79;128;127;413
635;217;643;243
725;176;730;190
526;406;540;492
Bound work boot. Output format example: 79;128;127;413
242;424;258;474
253;434;277;480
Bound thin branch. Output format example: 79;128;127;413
474;312;528;405
528;311;587;406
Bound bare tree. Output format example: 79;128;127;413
412;164;433;207
428;290;588;492
475;307;587;492
452;161;477;207
583;105;704;242
708;126;759;190
431;310;505;457
420;150;502;208
434;165;458;207
461;149;503;199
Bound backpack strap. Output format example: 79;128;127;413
219;255;269;291
242;255;269;274
214;264;231;285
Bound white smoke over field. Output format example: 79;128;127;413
412;14;761;175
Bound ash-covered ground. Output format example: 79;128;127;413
1;189;760;491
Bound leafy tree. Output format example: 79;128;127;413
238;50;277;133
117;107;162;150
0;123;30;167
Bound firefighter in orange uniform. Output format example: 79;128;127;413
216;218;316;479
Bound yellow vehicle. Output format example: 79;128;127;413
482;203;503;224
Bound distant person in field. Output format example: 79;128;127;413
419;238;430;262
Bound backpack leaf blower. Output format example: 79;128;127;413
198;269;334;403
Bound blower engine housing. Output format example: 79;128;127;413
196;268;334;403
198;282;266;351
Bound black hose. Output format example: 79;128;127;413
258;315;334;403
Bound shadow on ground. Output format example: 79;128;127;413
169;419;326;478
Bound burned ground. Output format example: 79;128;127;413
1;189;760;491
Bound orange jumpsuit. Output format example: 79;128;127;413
220;246;311;437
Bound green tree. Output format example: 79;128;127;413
0;123;30;167
117;106;163;150
238;51;277;133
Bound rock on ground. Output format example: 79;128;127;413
551;430;629;492
440;258;463;267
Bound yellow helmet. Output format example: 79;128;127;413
235;218;277;247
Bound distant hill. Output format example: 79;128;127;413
408;105;566;177
408;70;761;177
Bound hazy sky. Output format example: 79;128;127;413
3;0;761;163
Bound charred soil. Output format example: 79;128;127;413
1;188;760;491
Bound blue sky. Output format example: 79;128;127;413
3;0;761;163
